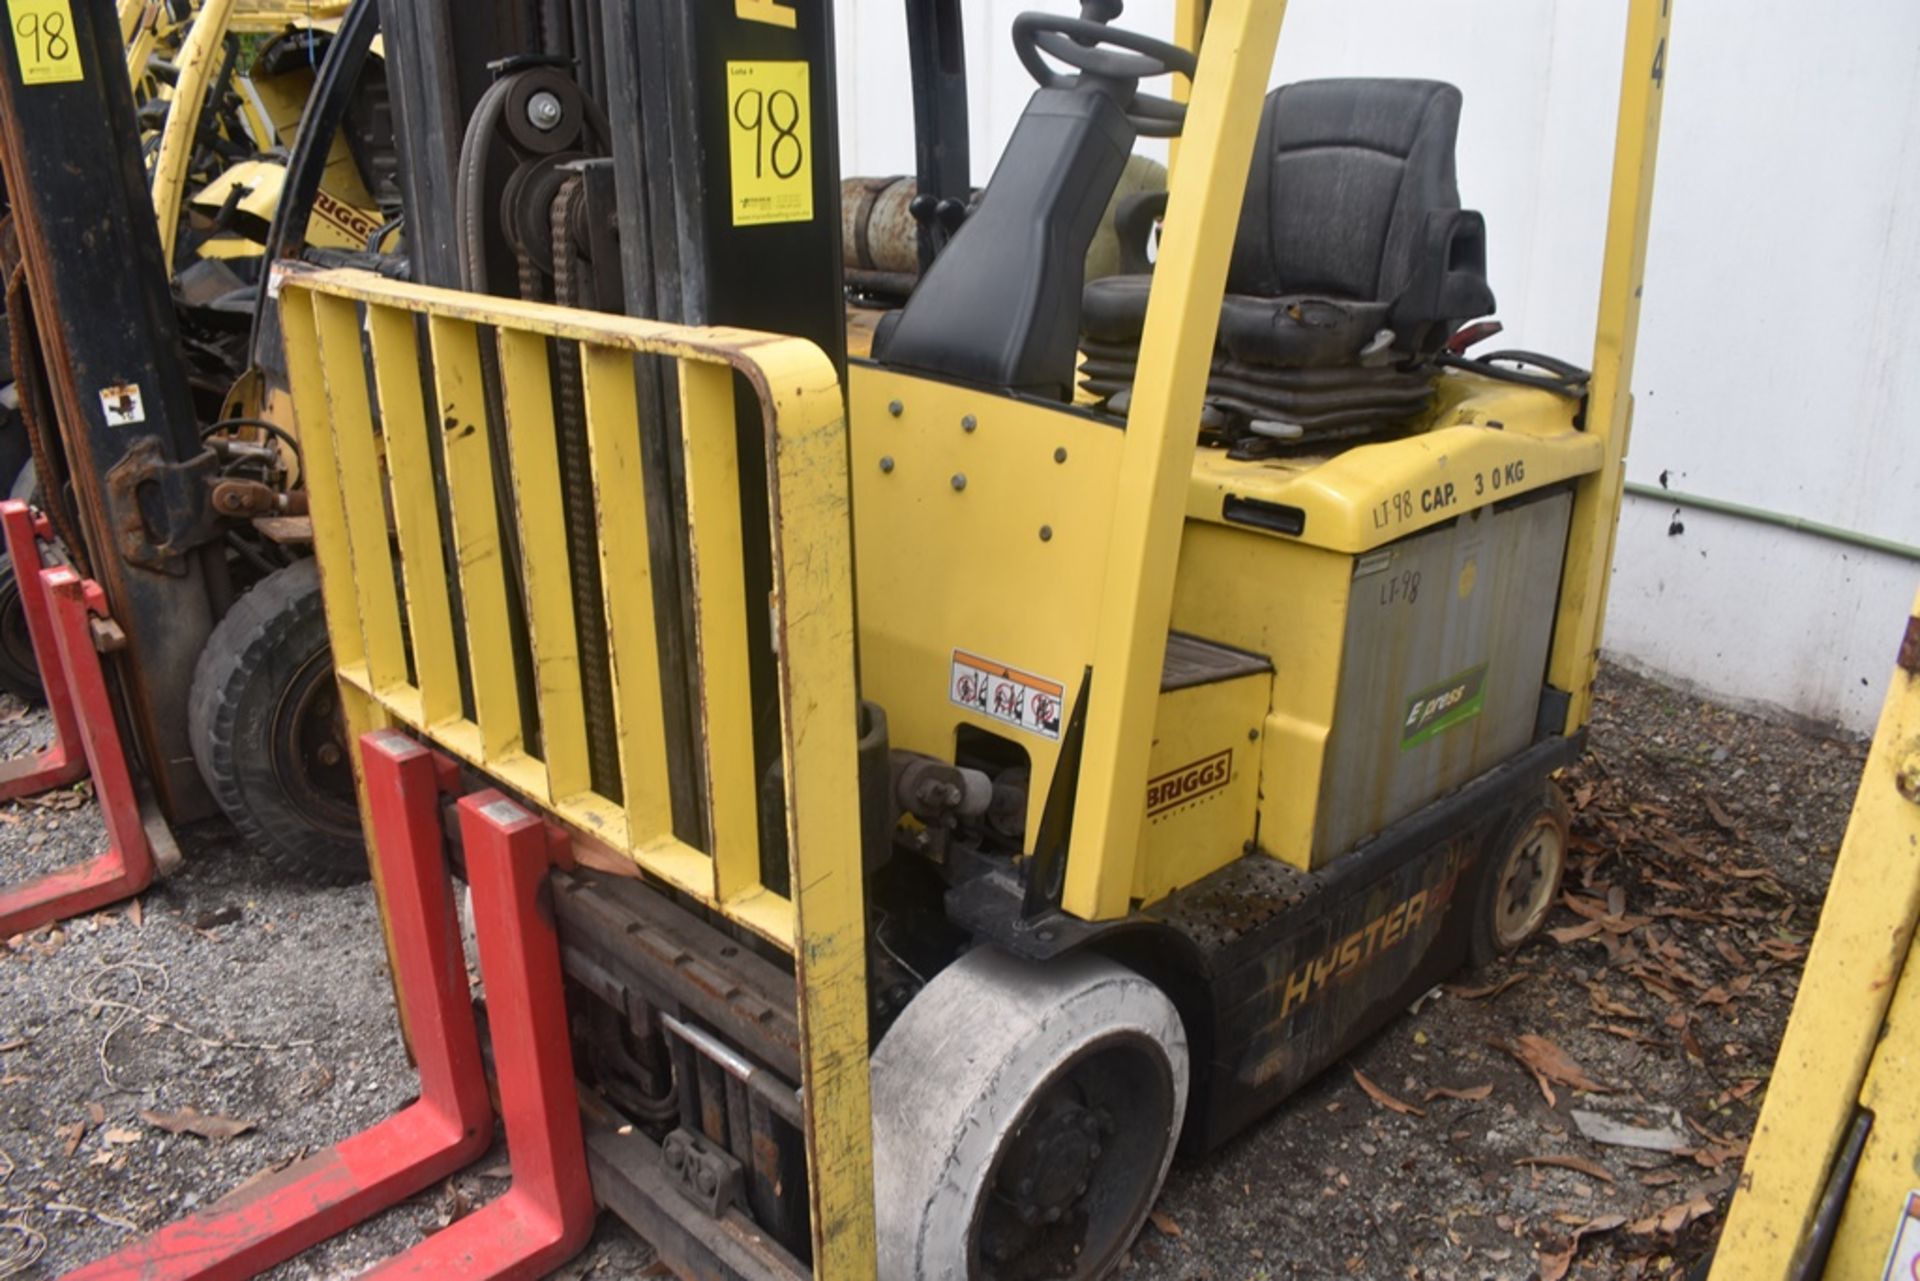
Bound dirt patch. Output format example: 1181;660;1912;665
2;666;1867;1278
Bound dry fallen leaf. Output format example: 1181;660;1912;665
1148;1210;1183;1239
1423;1082;1494;1104
1443;974;1527;1001
56;1119;87;1158
1515;1153;1616;1183
1588;984;1645;1020
1628;1192;1715;1236
1548;920;1606;945
1496;1035;1614;1106
139;1107;255;1142
1703;796;1740;833
1537;1213;1627;1281
102;1126;141;1145
1352;1066;1425;1117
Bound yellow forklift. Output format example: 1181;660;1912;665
64;0;1672;1275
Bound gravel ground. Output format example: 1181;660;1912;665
1;666;1869;1279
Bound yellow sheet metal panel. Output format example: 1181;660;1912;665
278;284;364;672
1169;525;1352;870
189;157;286;221
1183;413;1598;556
579;346;668;847
364;304;463;727
1135;667;1269;903
496;328;594;806
1713;593;1920;1278
679;361;759;902
847;363;1124;846
1067;0;1290;922
426;315;529;773
1830;915;1920;1279
1548;0;1672;735
310;292;408;696
749;332;876;1277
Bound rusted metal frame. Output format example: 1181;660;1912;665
585;1124;810;1281
660;1011;804;1128
0;0;220;818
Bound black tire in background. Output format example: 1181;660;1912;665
188;558;368;882
0;405;46;704
0;551;40;703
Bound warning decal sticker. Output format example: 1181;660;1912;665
951;650;1063;741
1881;1190;1920;1280
726;60;813;227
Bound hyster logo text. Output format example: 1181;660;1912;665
1147;749;1232;816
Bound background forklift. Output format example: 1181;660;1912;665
57;0;1670;1275
0;0;395;906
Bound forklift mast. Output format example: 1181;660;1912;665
0;0;223;818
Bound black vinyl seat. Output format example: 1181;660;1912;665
1081;78;1495;444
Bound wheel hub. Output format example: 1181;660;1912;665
268;649;360;838
997;1096;1108;1226
1493;816;1565;948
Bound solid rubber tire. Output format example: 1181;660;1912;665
871;946;1189;1279
188;558;367;883
1468;780;1570;967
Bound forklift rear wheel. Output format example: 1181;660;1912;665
189;558;366;882
1470;782;1570;966
871;947;1188;1280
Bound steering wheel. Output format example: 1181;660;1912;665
1011;13;1198;138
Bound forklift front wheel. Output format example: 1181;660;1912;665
871;947;1188;1280
189;558;367;883
1470;782;1570;966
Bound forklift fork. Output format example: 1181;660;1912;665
0;500;172;939
67;730;596;1280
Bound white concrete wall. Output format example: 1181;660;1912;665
835;1;1920;734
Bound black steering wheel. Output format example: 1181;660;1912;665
1011;13;1198;138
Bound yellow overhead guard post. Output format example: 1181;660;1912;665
1547;0;1673;734
1064;0;1290;921
1713;593;1920;1278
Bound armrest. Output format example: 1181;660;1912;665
1115;190;1169;276
1394;208;1496;337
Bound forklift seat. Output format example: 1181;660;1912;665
1080;79;1494;434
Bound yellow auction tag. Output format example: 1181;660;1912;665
7;0;82;85
727;61;812;227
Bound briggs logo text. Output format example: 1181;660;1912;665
1147;749;1232;817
